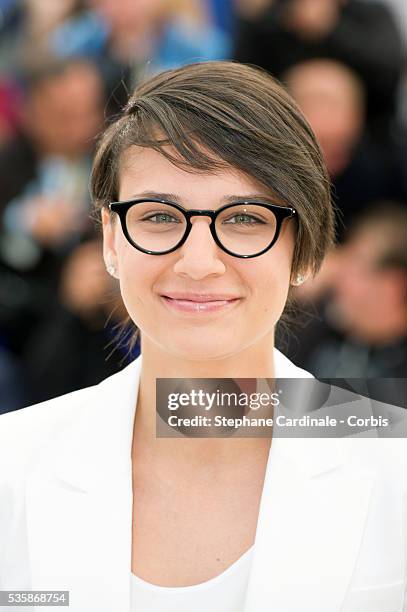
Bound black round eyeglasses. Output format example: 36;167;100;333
108;197;297;259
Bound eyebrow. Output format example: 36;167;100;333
128;191;280;206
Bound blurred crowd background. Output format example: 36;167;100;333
0;0;406;414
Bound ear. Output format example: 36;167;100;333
101;207;119;277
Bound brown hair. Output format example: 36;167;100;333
90;60;335;360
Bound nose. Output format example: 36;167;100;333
173;217;226;280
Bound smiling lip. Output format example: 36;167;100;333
160;293;242;313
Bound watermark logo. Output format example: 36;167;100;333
156;378;407;438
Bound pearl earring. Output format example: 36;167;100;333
293;273;305;286
106;263;117;277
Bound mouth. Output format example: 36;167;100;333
159;294;242;313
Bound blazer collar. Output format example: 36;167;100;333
53;355;142;492
52;348;345;492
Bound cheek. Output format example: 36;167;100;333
116;242;145;307
244;255;292;320
265;269;291;316
116;242;165;320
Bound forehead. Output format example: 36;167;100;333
118;146;276;204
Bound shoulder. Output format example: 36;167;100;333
0;358;140;479
346;437;407;498
272;349;407;484
0;383;96;432
0;383;97;478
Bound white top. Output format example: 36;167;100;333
130;545;254;611
2;350;407;612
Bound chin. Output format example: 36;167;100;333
161;334;240;361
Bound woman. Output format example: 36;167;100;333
0;61;406;612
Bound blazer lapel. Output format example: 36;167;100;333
25;356;143;612
242;349;375;612
243;435;374;612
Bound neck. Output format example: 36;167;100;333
131;333;276;467
141;330;276;378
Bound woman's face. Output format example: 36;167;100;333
102;146;297;360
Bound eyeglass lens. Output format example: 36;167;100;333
125;201;278;256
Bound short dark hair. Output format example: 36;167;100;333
90;60;334;359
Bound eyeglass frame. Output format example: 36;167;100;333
108;197;297;259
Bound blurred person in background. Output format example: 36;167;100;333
0;56;105;276
46;0;230;112
86;0;218;67
0;80;22;149
284;59;364;181
0;56;106;378
281;203;407;377
234;0;404;140
0;0;86;78
18;238;136;408
284;58;407;240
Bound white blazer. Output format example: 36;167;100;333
0;348;406;612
